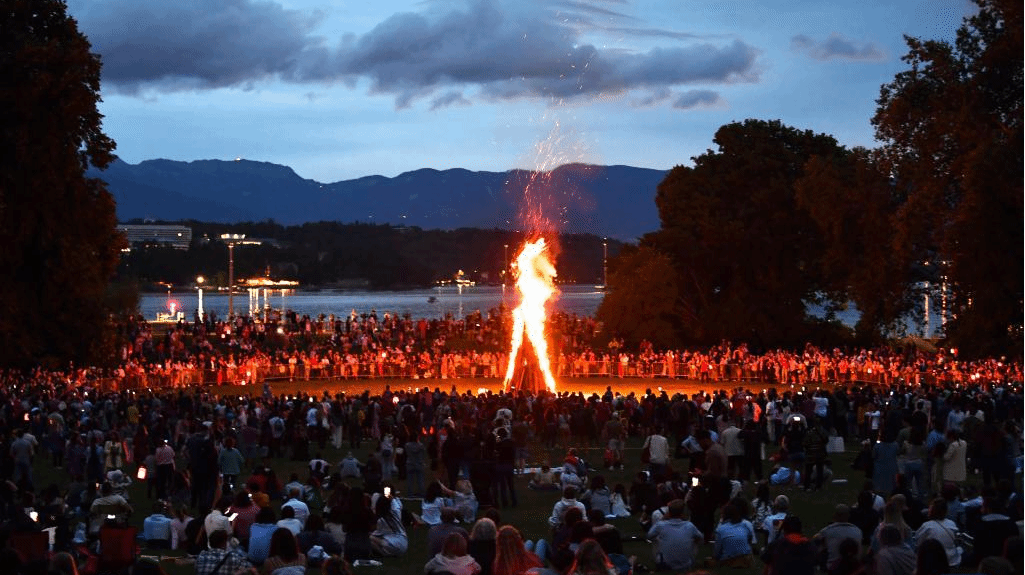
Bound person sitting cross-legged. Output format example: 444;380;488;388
646;499;704;572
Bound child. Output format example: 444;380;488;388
751;481;773;538
610;484;631;517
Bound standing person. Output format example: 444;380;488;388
103;431;125;473
378;429;395;481
405;433;427;497
697;429;728;509
217;437;244;493
494;428;517;509
803;423;828;492
740;420;764;482
187;424;217;512
720;419;744;480
941;430;967;486
645;499;704;572
10;429;34;490
873;435;900;496
642;426;670;481
154;439;175;500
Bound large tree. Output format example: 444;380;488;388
872;0;1023;357
644;120;852;348
0;0;123;367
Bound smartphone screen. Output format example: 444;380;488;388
691;477;699;487
228;512;239;521
383;487;392;497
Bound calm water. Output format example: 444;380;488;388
141;286;936;336
141;284;606;321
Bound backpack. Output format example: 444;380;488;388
272;418;285;435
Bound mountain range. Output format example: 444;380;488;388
91;159;668;240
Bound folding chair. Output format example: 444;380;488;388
9;530;49;563
98;525;138;573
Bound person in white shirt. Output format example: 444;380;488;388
643;426;670;480
913;498;962;567
548;486;586;527
203;496;234;541
276;505;303;535
281;487;310;527
719;419;744;479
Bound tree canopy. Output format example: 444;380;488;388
0;0;123;367
599;1;1021;358
598;119;898;350
873;0;1022;356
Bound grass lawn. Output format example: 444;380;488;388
37;376;988;574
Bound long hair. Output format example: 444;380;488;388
915;538;949;575
470;518;497;541
882;498;910;541
268;527;300;562
493;525;542;575
566;539;614;575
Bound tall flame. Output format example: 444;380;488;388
503;237;558;393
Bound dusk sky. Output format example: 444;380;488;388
67;0;976;183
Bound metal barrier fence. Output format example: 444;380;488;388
89;358;954;392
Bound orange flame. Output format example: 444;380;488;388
503;238;558;393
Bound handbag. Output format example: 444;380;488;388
826;436;845;453
641;443;651;464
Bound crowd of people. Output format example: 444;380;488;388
0;309;1021;575
37;310;1025;393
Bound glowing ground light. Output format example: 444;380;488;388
502;238;558;393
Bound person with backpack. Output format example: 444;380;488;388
803;423;828;491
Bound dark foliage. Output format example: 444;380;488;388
0;0;124;368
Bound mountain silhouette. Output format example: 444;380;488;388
92;158;667;240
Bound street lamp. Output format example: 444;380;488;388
196;276;205;321
220;234;246;318
602;238;608;289
503;243;509;301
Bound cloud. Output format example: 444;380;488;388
70;0;760;108
791;33;885;61
672;89;723;109
68;0;330;93
429;91;472;110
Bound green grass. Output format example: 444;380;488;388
33;377;988;575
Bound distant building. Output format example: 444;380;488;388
118;224;192;250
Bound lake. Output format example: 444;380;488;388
140;284;605;321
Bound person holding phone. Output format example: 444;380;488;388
370;491;407;557
203;495;234;541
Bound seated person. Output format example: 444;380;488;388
276;505;303;535
559;465;584;492
646;499;704;571
338;452;363;479
529;465;559;491
89;482;133;535
451;478;479;524
143;501;172;549
769;465;801;486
